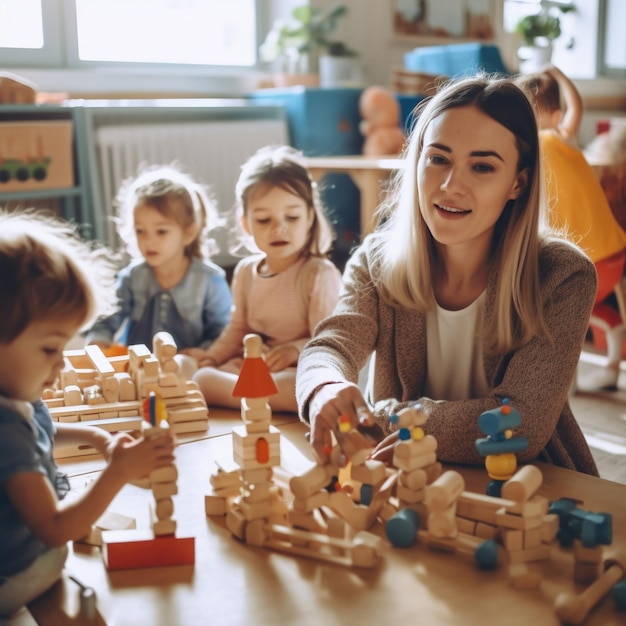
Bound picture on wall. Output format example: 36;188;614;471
392;0;494;40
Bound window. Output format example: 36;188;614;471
502;0;614;80
0;0;258;69
598;0;626;78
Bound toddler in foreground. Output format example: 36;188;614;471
0;210;174;618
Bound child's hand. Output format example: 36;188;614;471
107;430;175;484
196;354;218;367
264;345;299;372
180;347;209;364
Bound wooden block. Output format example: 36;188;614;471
154;497;174;520
541;513;559;543
502;528;524;551
242;482;273;504
475;522;498;540
115;372;137;401
152;518;177;536
393;451;438;473
495;509;543;531
574;541;604;564
241;467;273;484
102;529;194;570
153;481;178;500
85;344;115;376
63;385;83;406
574;559;602;584
399;467;428;490
507;544;552;565
244;518;268;547
509;563;543;589
167;406;209;423
290;464;336;499
350;459;386;487
501;465;543;502
456;517;477;536
428;506;458;538
396;483;425;504
205;493;229;516
523;526;543;549
292;490;330;513
171;419;209;436
150;465;178;484
424;470;464;511
77;510;137;546
237;498;272;522
393;434;437;459
153;331;177;360
158;373;179;387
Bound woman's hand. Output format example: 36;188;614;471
368;431;400;465
308;382;379;464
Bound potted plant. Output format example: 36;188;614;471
259;3;351;86
514;1;575;72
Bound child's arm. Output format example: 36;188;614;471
84;267;134;347
198;273;233;349
546;65;583;145
54;421;128;459
4;431;173;547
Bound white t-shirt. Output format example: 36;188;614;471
424;292;488;401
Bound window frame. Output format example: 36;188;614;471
1;0;265;74
597;0;626;79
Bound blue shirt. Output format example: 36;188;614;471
86;257;232;350
0;398;69;578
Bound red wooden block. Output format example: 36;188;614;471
102;528;194;570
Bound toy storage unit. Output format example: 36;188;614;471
250;87;364;265
404;42;509;78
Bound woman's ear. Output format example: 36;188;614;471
510;168;529;201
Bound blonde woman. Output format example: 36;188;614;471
297;75;598;476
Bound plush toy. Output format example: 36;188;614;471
358;86;405;156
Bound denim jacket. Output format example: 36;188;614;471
86;257;232;350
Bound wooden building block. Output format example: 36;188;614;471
399;467;428;490
102;529;194;570
153;331;177;360
63;385;83;406
424;470;465;511
509;563;543;589
84;344;115;376
501;464;543;502
290;464;337;499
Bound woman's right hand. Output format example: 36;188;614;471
308;382;379;464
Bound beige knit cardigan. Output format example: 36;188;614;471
297;236;599;476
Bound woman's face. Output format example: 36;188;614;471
417;105;526;254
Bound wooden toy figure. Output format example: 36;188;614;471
475;398;528;496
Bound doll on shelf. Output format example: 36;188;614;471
358;86;405;157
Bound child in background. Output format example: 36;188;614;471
86;165;232;379
0;210;174;618
516;66;626;390
297;75;598;476
193;145;342;413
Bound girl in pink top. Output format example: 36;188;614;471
193;146;342;412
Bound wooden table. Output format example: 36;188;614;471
26;411;626;626
303;156;405;236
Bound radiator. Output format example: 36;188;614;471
95;119;289;260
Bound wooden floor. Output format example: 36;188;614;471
571;347;626;484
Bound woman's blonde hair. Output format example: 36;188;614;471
372;74;554;355
229;145;335;257
115;164;219;259
0;209;115;342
